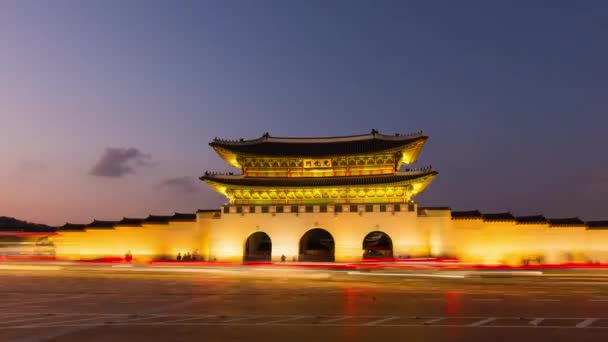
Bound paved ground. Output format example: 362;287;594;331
2;265;608;341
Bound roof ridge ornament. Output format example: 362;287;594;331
202;171;239;177
211;130;427;145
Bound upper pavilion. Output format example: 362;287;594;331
201;130;437;205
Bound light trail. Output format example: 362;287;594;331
0;265;63;271
347;271;466;279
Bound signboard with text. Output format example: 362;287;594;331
303;159;333;169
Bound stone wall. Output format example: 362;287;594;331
51;206;608;265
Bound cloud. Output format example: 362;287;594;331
89;147;152;178
157;176;200;194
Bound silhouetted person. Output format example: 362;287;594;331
125;251;132;263
177;253;182;261
281;254;286;262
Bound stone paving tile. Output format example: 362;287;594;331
315;316;386;325
4;313;608;329
486;318;536;327
271;315;355;325
376;316;430;325
158;315;229;324
429;317;485;326
16;314;114;327
588;319;608;327
218;315;296;324
0;313;58;327
538;318;582;327
103;314;166;324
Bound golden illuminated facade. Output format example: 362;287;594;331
202;130;436;205
50;130;608;266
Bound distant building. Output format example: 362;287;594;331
52;130;608;265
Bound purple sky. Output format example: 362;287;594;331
1;0;607;225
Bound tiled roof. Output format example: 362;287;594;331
63;214;198;229
587;221;608;229
451;210;483;220
197;209;221;213
451;212;606;227
57;223;86;231
85;220;116;229
0;217;55;232
453;211;517;221
117;218;144;227
171;213;196;222
515;215;547;224
201;169;436;188
548;217;586;227
418;206;451;211
210;131;427;157
482;212;515;222
144;215;172;224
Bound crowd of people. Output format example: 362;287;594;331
176;250;202;261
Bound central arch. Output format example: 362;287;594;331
244;232;272;262
362;231;393;259
299;228;335;262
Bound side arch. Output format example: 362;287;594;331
362;231;393;259
299;228;335;262
244;232;272;262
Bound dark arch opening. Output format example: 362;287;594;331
299;228;335;262
244;232;272;262
362;231;393;259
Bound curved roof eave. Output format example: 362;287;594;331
200;170;437;188
209;131;428;160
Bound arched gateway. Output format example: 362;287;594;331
299;228;335;262
202;130;438;263
244;232;272;262
362;231;393;258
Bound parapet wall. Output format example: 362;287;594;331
50;206;608;265
208;204;428;262
53;221;203;261
444;219;608;265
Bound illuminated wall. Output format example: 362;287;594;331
207;207;608;264
207;204;429;262
53;221;202;261
440;217;608;265
51;206;608;265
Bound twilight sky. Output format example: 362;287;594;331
1;0;607;225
